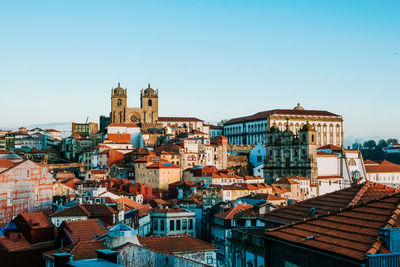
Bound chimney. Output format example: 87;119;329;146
310;207;316;216
96;249;119;263
380;228;400;252
53;253;72;267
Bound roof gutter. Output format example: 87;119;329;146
265;235;366;267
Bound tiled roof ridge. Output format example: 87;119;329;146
349;182;399;207
0;160;27;175
267;192;400;233
265;183;362;213
78;204;92;216
348;181;372;206
366;200;400;255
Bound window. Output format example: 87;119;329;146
257;155;262;162
7;190;12;206
170;220;175;231
189;219;193;229
182;219;187;230
160;220;165;231
176;220;181;230
154;219;158;231
27;170;30;178
148;99;152;106
206;255;214;264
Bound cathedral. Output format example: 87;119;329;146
264;121;318;184
110;82;210;134
110;83;160;128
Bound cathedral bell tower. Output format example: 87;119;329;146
299;122;318;183
111;83;127;123
140;83;159;125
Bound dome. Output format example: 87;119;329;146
294;103;304;110
144;83;155;95
113;82;125;96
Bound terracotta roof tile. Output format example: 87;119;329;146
274;177;300;185
365;160;400;173
0;159;15;169
0;235;33;252
50;204;117;218
317;144;342;151
61;219;108;244
137;234;217;254
261;182;399;225
44;240;105;261
214;204;253;220
20;212;53;228
265;193;400;262
158;117;203;122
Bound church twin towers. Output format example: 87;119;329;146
110;83;159;127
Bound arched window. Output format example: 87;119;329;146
348;159;357;166
148;99;152;106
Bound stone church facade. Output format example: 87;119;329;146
264;122;318;184
111;83;160;128
110;83;209;135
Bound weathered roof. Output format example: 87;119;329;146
0;159;15;169
43;240;105;260
214;204;253;220
61;219;108;244
158;117;203;122
225;109;341;125
19;212;53;229
137;234;217;253
260;182;399;225
365;160;400;173
265;193;400;262
49;204;117;218
317;144;342;151
273;177;300;185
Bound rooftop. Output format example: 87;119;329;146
137;234;217;254
50;204;118;218
61;219;108;244
260;182;399;225
265;193;400;262
365;160;400;173
19;211;54;229
214;204;253;220
225;109;341;125
158;117;203;122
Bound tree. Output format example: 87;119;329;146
387;138;399;145
217;119;228;126
378;139;388;149
363;140;377;150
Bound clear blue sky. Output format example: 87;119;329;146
0;0;399;142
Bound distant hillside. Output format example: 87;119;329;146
26;122;72;138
